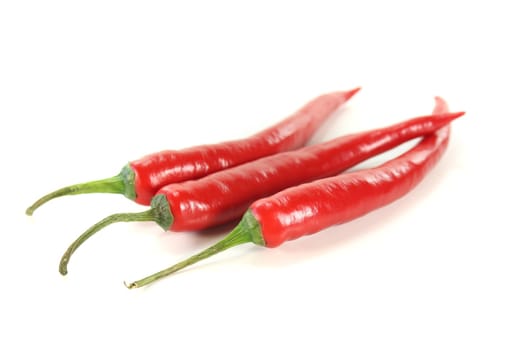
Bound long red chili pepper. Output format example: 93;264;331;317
123;96;459;289
25;88;359;214
59;101;463;275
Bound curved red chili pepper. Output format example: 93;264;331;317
26;88;359;214
254;125;450;247
122;97;461;288
59;99;463;276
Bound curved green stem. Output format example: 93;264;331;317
125;224;251;289
26;176;124;215
59;210;156;275
26;165;136;216
125;210;265;289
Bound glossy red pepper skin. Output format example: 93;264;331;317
251;98;453;247
123;97;463;289
156;109;462;232
130;89;359;204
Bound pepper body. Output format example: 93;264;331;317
27;88;359;214
251;99;452;247
130;89;358;204
123;97;462;289
155;111;461;232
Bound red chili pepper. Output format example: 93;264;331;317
59;99;463;275
122;96;459;288
25;88;359;214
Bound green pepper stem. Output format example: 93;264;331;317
26;165;136;216
124;210;265;289
125;224;252;289
59;210;156;275
26;175;124;215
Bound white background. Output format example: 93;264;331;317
1;1;524;349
